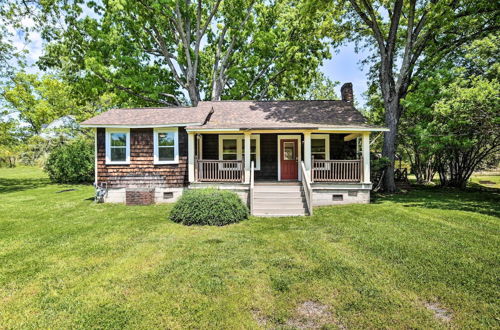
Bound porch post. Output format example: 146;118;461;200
244;132;251;184
304;132;312;179
188;132;195;182
94;128;98;185
362;132;370;183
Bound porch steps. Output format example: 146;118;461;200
253;183;308;217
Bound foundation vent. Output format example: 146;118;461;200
332;194;343;201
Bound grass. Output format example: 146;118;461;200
0;167;499;329
470;174;500;189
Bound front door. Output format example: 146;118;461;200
280;139;298;180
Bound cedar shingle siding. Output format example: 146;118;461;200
96;127;188;188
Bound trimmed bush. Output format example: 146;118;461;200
44;138;94;183
170;188;248;226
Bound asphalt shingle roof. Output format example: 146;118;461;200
80;104;212;126
190;100;369;129
81;100;380;129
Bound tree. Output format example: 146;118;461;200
300;72;338;100
433;77;499;188
401;33;500;187
333;0;499;192
2;72;115;135
0;112;20;167
28;0;337;106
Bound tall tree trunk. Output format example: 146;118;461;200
211;76;223;101
382;97;399;192
187;81;200;106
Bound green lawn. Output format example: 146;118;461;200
0;167;499;329
470;174;500;189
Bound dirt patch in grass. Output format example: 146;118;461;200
425;302;452;322
286;301;345;329
251;309;269;328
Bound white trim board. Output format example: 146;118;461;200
153;127;179;165
311;134;330;160
105;128;131;165
82;123;202;128
277;135;302;181
218;134;261;170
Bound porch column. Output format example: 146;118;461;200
188;132;195;182
304;132;312;178
362;132;370;183
94;128;98;185
244;132;251;184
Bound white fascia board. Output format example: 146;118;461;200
185;128;241;133
317;127;390;132
81;123;203;128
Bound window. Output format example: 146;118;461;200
218;135;260;170
154;128;179;164
106;128;130;164
222;138;238;160
311;134;330;160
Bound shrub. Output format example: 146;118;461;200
44;138;94;183
170;188;248;226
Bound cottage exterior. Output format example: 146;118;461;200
81;83;388;216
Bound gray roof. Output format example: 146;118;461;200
81;100;382;130
189;100;370;129
80;104;212;126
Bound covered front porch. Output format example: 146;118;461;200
186;130;372;185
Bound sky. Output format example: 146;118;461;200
9;19;372;107
321;43;371;107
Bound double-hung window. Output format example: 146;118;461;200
218;135;260;170
106;128;130;164
311;134;330;165
154;127;179;164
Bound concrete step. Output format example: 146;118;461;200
253;191;304;199
254;199;305;206
253;208;306;216
254;185;302;192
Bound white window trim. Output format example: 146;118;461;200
218;134;261;170
154;127;179;165
106;128;130;165
311;134;330;160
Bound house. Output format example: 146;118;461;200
40;115;80;139
81;83;388;216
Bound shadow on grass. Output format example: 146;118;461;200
373;185;500;218
0;177;51;194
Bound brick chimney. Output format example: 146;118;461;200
341;82;353;103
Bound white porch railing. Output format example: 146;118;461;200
196;159;244;182
301;161;313;216
312;159;363;182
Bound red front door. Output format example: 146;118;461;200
280;139;298;180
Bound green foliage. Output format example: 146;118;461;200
0;113;20;167
300;72;338;100
44;138;94;184
401;33;500;187
19;135;66;166
371;156;390;173
31;0;339;105
170;188;248;226
432;77;499;187
3;73;78;135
